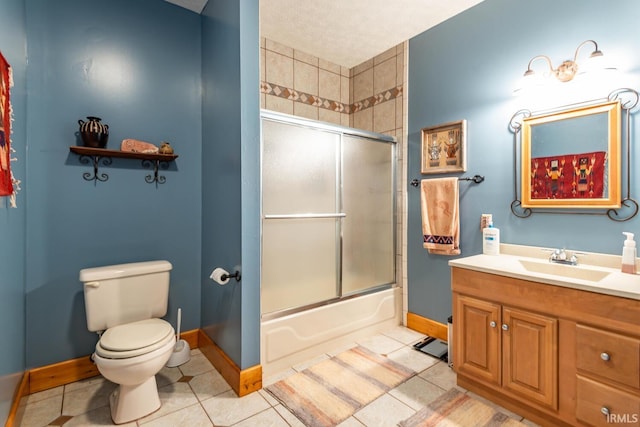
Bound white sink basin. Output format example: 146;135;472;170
518;259;611;282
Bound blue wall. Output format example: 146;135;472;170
407;0;640;323
201;0;260;369
0;0;27;421
24;0;203;368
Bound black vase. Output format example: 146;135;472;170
78;116;109;148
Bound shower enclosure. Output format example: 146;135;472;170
260;111;401;375
261;111;397;317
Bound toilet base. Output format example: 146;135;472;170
109;376;161;424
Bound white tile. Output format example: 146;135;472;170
23;385;63;405
381;326;424;345
64;405;136;426
273;404;307;427
200;389;270;426
336;416;366;426
352;393;415;427
64;375;107;393
258;388;279;406
233;407;290;427
156;366;183;388
418;361;457;390
356;333;404;356
139;403;213;426
137;381;199;423
178;352;214;377
19;394;63;427
388;376;446;411
386;346;439;373
189;369;232;401
61;380;116;416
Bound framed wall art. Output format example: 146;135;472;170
421;120;467;174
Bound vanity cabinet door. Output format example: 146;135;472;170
502;307;558;410
454;294;501;385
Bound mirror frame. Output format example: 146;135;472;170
521;100;621;209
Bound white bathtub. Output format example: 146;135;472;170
260;287;402;378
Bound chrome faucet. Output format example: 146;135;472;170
549;248;578;265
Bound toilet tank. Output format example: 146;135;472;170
80;260;172;332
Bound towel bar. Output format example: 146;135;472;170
410;175;484;187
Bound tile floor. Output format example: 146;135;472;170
18;326;539;426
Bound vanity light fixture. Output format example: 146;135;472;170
522;39;605;83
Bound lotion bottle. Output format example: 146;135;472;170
621;232;637;274
483;222;500;255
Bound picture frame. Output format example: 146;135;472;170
421;120;467;174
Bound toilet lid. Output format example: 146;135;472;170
95;319;175;359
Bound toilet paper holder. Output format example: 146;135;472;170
222;270;241;282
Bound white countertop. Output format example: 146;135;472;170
448;244;640;301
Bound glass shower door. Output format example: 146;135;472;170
342;135;395;295
261;119;341;314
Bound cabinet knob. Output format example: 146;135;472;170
502;324;509;331
490;321;497;328
601;406;610;416
600;352;610;361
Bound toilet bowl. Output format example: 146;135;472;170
92;318;176;424
80;260;175;424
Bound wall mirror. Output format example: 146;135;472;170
521;100;621;209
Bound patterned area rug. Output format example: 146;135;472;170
399;388;526;427
266;345;416;427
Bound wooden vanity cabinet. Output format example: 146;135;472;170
454;294;558;410
452;267;640;427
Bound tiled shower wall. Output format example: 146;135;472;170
260;38;407;320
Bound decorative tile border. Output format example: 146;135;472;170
261;81;403;114
351;86;403;113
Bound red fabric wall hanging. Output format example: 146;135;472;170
530;151;606;200
0;51;13;197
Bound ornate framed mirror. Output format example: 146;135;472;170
521;100;621;209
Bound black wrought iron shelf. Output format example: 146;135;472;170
69;146;178;184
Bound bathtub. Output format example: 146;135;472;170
260;287;402;378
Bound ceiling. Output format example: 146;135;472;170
165;0;485;68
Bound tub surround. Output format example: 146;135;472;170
449;243;640;300
261;287;402;378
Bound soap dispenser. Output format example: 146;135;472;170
621;232;637;274
483;222;500;255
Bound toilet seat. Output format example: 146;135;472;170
96;319;175;359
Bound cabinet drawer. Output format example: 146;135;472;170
576;324;640;389
576;376;640;427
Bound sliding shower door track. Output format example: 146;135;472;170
260;282;396;321
264;213;346;219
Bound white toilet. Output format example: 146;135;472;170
80;260;176;424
